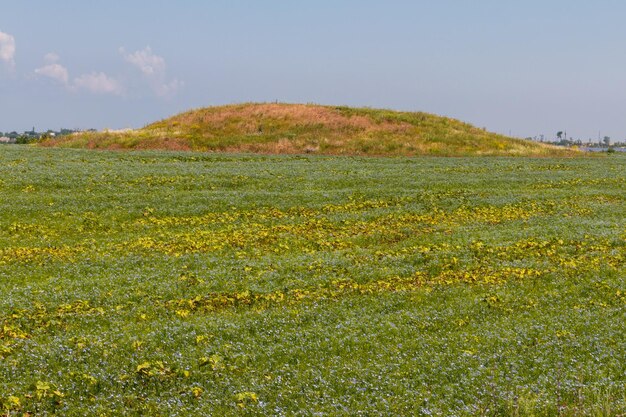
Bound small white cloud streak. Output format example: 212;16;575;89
0;31;16;69
33;47;180;98
35;53;124;96
121;46;182;97
155;79;183;97
35;63;69;85
121;46;164;76
73;72;124;95
44;52;60;63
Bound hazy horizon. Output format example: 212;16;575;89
3;1;626;141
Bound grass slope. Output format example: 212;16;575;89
0;146;624;415
42;103;578;157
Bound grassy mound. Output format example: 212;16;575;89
43;103;578;156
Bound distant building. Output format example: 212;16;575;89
0;136;16;144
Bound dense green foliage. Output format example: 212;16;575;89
0;146;624;415
42;103;578;157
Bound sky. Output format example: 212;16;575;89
2;1;626;141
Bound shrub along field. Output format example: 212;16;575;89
0;146;624;416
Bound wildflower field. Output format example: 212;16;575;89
1;146;625;416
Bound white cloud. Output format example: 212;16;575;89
35;63;69;85
33;47;180;98
121;46;182;96
154;79;183;97
73;72;124;95
44;52;60;63
121;46;164;76
35;53;124;96
0;31;16;69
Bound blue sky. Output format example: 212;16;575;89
2;1;626;141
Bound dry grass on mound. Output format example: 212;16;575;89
42;103;581;157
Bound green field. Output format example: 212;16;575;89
1;146;625;416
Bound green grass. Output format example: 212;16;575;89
41;103;579;157
0;146;624;416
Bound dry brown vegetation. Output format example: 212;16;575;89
43;103;581;157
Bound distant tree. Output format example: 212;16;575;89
15;135;32;144
15;134;42;144
556;138;572;147
556;131;563;140
603;136;611;146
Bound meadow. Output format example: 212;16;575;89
0;146;624;416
